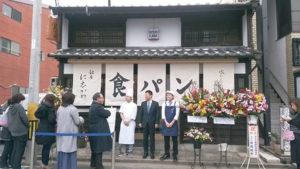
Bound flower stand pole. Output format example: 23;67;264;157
192;140;206;169
240;117;265;169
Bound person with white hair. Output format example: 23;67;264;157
118;88;137;157
160;91;180;162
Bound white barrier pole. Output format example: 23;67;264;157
30;131;36;169
112;132;116;169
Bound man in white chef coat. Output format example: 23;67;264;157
118;89;137;157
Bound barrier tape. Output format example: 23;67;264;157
35;132;112;137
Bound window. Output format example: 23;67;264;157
70;28;125;47
182;23;242;46
295;73;300;98
0;38;20;56
2;3;22;22
276;0;292;39
2;3;12;17
292;38;300;66
11;9;21;22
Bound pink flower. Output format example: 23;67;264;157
186;106;190;110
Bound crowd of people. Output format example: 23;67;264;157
0;89;180;169
1;90;299;169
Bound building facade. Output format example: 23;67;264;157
50;1;259;144
0;0;58;103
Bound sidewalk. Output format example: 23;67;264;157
0;141;294;169
36;141;292;168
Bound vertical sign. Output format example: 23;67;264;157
73;64;102;106
203;63;235;92
170;64;199;100
137;64;166;106
105;64;134;106
248;125;259;158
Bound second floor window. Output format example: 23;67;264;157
0;38;20;56
69;28;124;47
2;3;22;23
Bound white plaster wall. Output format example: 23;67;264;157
61;15;69;49
126;18;181;47
267;1;288;91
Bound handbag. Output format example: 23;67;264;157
0;108;8;127
282;130;295;141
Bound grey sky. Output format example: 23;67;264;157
41;0;222;7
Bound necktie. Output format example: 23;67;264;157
147;102;150;112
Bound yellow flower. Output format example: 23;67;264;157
238;109;243;114
200;109;207;116
189;103;193;110
220;103;225;108
211;97;217;102
228;97;235;104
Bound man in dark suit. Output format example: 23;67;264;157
138;90;160;159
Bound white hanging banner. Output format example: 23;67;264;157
137;64;166;106
203;63;235;92
170;64;199;100
105;64;134;106
73;64;102;106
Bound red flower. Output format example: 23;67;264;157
244;113;249;117
232;110;237;115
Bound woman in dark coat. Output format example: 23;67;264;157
0;98;13;168
282;98;300;169
89;92;112;169
35;94;57;169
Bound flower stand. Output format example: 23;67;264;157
192;140;205;169
213;118;234;169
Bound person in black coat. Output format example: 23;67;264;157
35;94;57;169
282;98;300;169
138;90;160;159
0;98;13;168
89;92;112;169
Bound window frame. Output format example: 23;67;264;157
2;3;22;23
294;72;300;98
0;37;20;56
293;38;300;66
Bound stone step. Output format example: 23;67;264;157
259;151;281;163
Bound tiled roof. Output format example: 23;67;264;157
48;46;258;59
50;2;254;15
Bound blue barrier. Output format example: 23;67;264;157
35;132;112;137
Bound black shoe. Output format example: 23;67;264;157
143;153;148;159
160;154;170;161
173;155;178;162
151;154;155;159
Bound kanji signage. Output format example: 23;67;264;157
137;64;166;105
105;64;134;106
170;64;199;99
148;28;159;40
73;64;102;106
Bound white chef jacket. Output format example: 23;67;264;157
118;101;137;145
